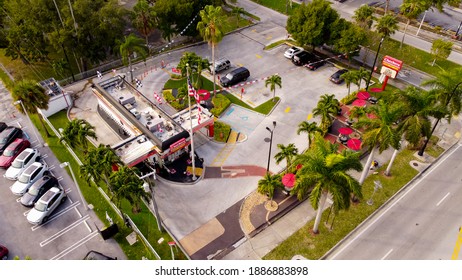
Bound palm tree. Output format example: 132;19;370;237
80;144;122;193
118;33;149;83
341;70;358;97
297;121;322;148
12;79;51;137
356;67;370;90
197;5;227;97
375;14;399;39
399;0;429;48
257;173;283;209
313;94;341;134
274;143;298;172
60;119;97;152
232;6;245;28
132;0;157;46
110;166;148;213
292;134;363;234
265;74;282;102
353;5;376;30
354;101;402;184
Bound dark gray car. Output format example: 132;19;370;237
20;175;59;207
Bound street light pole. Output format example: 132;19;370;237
266;121;276;173
366;37;384;91
367;180;382;206
14;100;42;146
418;81;462;156
60;161;88;210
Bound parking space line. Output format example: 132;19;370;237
49;165;55;170
50;231;100;260
31;201;80;231
23;208;32;216
40;215;91;247
381;248;393;260
436;192;450;207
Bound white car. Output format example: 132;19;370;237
284;46;303;59
10;161;48;196
27;185;67;225
4;148;41;180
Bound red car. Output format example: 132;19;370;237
0;138;30;169
0;244;8;260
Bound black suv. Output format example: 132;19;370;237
0;126;22;154
0;122;7;133
20;175;59;207
292;51;315;66
306;56;326;70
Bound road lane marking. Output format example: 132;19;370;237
40;215;90;247
31;201;80;231
50;231;100;260
329;143;462;259
436;192;450;207
381;249;393;260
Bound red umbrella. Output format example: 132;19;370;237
197;89;211;101
357;91;370;100
347;138;362;150
282;173;296;188
352;99;367;107
338;127;353;135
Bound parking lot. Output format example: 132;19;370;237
0;84;125;260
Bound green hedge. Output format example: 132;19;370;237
214;120;232;142
211;93;231;117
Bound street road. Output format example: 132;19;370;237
325;142;462;260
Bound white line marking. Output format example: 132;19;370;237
381;249;393;260
31;201;80;231
329;144;462;259
57;177;63;181
23;209;32;216
40;215;90;247
436;192;450;207
50;231;100;260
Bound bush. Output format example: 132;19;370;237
340;92;358;105
214;121;231;142
210;94;231;117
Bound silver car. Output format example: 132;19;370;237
4;148;41;180
10;161;48;196
27;185;67;225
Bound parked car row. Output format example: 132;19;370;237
283;46;349;84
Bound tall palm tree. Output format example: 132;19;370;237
399;0;429;48
297;121;323;148
197;5;227;97
110;166;148;213
60;119;97;152
341;70;358;97
292;134;363;234
418;68;462;155
353;5;376;30
375;14;399;39
356;67;370;90
265;74;282;102
118;33;149;83
12;79;50;137
274;143;298;172
132;0;157;46
232;6;245;28
313;94;341;135
257;173;283;209
354;101;402;184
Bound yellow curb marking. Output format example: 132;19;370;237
256;54;262;59
455;131;461;139
237;63;243;67
307;113;312;120
266;36;272;40
285;106;291;113
247;100;256;106
451;227;462;259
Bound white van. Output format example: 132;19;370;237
212;58;231;74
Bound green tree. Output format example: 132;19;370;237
353;4;376;30
274;143;298;172
110;166;148;213
334;24;367;66
292;134;363;234
12;79;50;137
356;67;370;90
400;0;430;48
341;70;357;97
431;39;453;66
176;52;210;88
197;5;227;97
265;74;282;102
117;33;149;83
313;94;340;134
286;0;340;49
132;0;158;46
354;101;402;184
375;14;399;39
59;119;97;153
257;173;283;209
297;121;322;148
232;6;245;28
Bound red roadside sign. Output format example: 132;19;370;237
382;56;403;71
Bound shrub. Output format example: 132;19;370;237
210;94;231;117
214;121;231;142
340;92;358;105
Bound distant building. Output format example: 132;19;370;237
91;75;214;168
38;78;73;117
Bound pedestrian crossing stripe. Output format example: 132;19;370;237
285;107;291;113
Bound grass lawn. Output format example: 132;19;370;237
224;93;279;115
263;148;421;259
34;110;186;260
251;0;300;15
